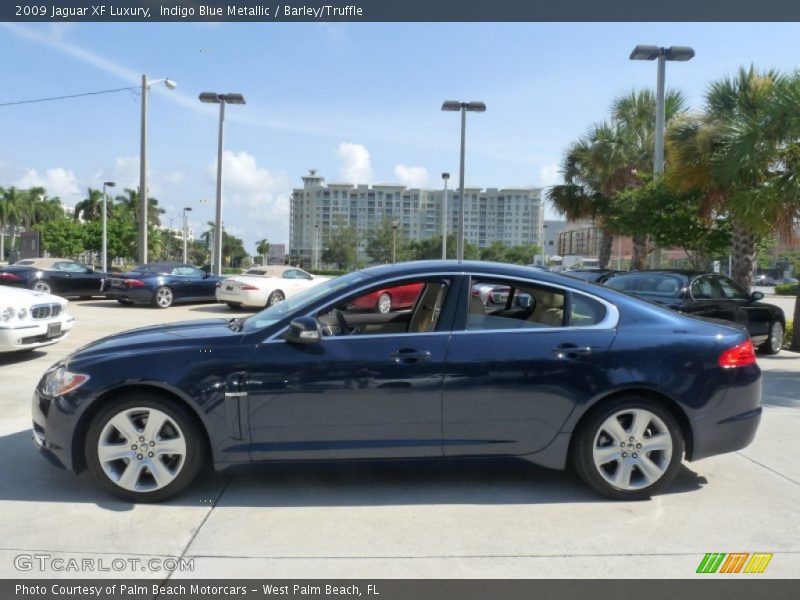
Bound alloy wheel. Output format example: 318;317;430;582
377;293;391;313
592;408;673;491
770;322;784;353
267;290;285;307
156;287;173;308
97;407;187;492
33;281;52;294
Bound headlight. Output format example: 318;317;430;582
1;307;14;321
17;307;27;320
43;367;90;397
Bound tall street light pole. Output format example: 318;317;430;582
441;172;450;259
101;181;115;272
199;92;246;276
182;207;192;263
139;75;177;266
392;221;398;263
441;100;486;261
629;45;694;268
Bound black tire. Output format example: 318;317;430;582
758;321;784;355
226;302;242;309
152;286;174;309
266;290;285;307
84;393;207;503
571;396;684;501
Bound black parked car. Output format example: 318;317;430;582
562;268;621;283
602;270;785;354
103;262;226;308
34;261;761;503
0;258;107;297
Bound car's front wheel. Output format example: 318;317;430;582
85;394;207;502
572;397;684;500
759;321;784;355
153;286;174;309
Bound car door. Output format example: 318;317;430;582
442;276;617;457
48;262;80;294
715;275;772;341
246;277;459;461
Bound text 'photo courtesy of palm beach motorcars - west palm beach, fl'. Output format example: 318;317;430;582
1;9;800;582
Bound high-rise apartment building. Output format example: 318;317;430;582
289;170;543;267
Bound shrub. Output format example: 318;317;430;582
784;320;794;351
774;283;799;296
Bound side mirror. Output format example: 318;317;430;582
750;291;764;302
285;316;322;345
85;267;94;273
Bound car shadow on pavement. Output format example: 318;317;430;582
0;350;47;366
0;428;707;510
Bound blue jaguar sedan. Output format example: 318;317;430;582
32;261;761;502
103;262;226;308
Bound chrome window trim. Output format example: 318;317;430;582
264;270;619;342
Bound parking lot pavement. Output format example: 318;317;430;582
1;299;799;579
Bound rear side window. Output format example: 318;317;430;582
570;294;606;327
606;274;683;299
467;279;566;330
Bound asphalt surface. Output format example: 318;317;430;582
0;295;798;579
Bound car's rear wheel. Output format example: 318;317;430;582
32;281;52;294
153;286;174;309
266;290;285;307
376;293;392;313
572;397;684;500
759;321;784;355
85;394;206;502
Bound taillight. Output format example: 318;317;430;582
124;279;145;288
240;283;259;291
718;339;756;368
0;273;20;281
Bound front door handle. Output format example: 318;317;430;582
552;344;592;358
390;349;431;364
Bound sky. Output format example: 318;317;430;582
1;21;800;253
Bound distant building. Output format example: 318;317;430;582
289;170;544;267
268;243;286;265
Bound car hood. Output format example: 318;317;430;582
0;286;67;305
68;318;244;362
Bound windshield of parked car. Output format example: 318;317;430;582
241;271;369;332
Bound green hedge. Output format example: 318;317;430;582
785;320;794;351
774;283;799;296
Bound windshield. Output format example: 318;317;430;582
241;271;369;332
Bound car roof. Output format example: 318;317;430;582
604;269;702;279
12;258;74;269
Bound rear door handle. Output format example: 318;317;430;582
552;344;592;358
390;349;431;364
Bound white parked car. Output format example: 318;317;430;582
0;286;75;353
216;266;331;309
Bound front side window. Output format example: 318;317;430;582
716;276;749;300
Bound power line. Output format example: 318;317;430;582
0;85;140;107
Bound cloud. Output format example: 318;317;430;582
336;142;373;184
16;167;80;200
207;150;291;245
93;156;139;190
538;164;561;186
393;164;429;188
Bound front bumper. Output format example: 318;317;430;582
0;315;75;352
31;389;76;471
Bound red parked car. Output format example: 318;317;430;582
348;282;424;313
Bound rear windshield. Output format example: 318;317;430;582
604;273;684;299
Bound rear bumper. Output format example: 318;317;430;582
216;288;265;307
104;287;154;304
689;365;762;461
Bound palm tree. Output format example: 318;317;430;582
255;238;270;265
74;188;104;222
1;186;24;253
668;66;786;289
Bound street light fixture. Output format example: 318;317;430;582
629;45;694;268
138;76;177;266
441;172;450;260
101;181;115;272
182;207;192;263
199;91;247;276
441;100;486;261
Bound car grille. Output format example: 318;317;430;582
31;304;62;320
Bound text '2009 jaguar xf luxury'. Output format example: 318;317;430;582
32;261;761;502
